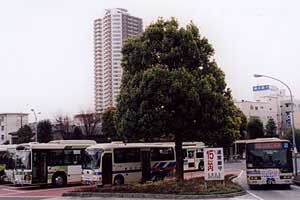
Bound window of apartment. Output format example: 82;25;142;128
250;105;254;110
1;135;4;141
1;126;4;131
255;106;258;110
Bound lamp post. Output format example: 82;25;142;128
254;74;297;176
30;109;41;142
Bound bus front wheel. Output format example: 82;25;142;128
114;175;124;186
52;173;67;187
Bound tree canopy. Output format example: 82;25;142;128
247;118;264;139
37;120;53;143
115;18;242;180
101;107;120;141
265;118;277;137
16;125;34;144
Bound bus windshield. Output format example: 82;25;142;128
15;151;31;170
246;142;292;173
82;148;102;170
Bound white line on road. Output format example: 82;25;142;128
291;185;300;189
247;191;264;200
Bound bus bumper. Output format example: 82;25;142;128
81;175;102;185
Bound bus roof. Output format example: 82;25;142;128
49;140;96;145
0;144;17;151
237;138;290;144
86;142;175;150
16;140;96;150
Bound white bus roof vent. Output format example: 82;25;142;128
49;140;96;145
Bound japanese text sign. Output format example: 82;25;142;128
204;148;224;181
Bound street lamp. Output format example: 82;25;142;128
254;74;298;175
30;109;41;142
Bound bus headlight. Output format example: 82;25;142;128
280;176;292;179
250;176;261;180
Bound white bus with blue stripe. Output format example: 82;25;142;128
82;142;176;185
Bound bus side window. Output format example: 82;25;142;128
196;152;203;158
48;150;64;166
188;151;194;159
64;150;82;165
114;148;140;163
151;148;174;161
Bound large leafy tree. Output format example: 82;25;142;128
237;109;247;139
101;107;120;141
16;125;34;144
37;120;53;143
247;118;264;139
265;118;277;137
115;18;241;180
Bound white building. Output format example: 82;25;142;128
280;99;300;132
94;8;143;113
0;113;29;144
235;85;286;135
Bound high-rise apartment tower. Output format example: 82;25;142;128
94;8;143;113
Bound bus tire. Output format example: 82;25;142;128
248;184;256;190
154;174;164;181
114;175;124;186
198;161;204;171
52;172;67;187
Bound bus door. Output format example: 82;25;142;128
102;153;112;185
141;148;151;182
32;150;47;184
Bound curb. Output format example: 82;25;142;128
62;190;246;199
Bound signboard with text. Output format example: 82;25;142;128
204;148;224;181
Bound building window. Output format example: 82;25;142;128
1;126;4;131
250;105;254;110
255;106;258;110
1;135;4;140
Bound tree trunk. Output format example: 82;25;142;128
175;133;184;180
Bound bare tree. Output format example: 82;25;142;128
54;114;71;139
74;111;101;136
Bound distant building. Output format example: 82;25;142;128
235;100;278;127
280;99;300;132
235;85;287;135
0;113;29;144
94;8;143;113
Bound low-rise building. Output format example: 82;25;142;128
0;113;29;144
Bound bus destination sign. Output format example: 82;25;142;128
254;142;282;150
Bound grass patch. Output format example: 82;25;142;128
74;175;243;195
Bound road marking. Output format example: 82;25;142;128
1;188;24;192
291;184;300;189
247;191;264;200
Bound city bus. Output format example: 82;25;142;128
246;138;293;188
182;142;205;171
14;140;96;187
0;145;16;183
82;142;176;185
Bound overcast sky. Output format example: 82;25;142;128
1;0;299;122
